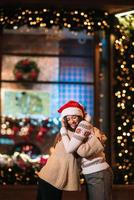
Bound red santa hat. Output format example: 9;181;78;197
58;100;85;118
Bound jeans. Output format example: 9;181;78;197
84;167;113;200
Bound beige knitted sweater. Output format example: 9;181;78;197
38;130;81;191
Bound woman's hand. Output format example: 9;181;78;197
60;119;68;136
61;118;66;127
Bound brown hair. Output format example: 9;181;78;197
53;133;62;147
64;115;83;131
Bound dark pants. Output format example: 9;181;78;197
36;177;63;200
84;167;113;200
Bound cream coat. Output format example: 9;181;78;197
38;131;81;191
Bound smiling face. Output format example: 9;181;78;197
65;115;82;131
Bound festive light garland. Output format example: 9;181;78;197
0;7;111;33
0;116;60;185
1;116;60;141
0;152;48;185
113;13;134;184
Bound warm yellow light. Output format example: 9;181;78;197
81;12;84;16
121;64;125;68
2;124;6;129
43;9;47;12
88;26;91;30
117;140;121;143
67;24;71;28
13;26;18;30
127;96;131;99
119;153;122;157
56;13;60;16
50;20;53;24
104;12;108;16
123;122;127;126
115;10;134;17
117;136;123;139
118;126;122;130
127;132;130;136
7;128;12;135
123;132;126;136
125;83;129;87
40;23;46;27
74;11;78;14
124;175;128;179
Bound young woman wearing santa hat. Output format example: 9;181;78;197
36;100;104;200
59;100;113;200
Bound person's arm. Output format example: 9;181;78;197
76;126;106;157
77;127;107;157
61;126;104;157
76;135;104;157
61;120;104;157
60;120;94;153
60;126;87;153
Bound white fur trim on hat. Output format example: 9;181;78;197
61;107;84;118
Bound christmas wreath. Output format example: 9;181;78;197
14;59;40;81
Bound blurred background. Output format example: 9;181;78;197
0;1;134;199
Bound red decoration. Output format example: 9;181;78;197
36;127;48;142
12;126;19;134
40;156;48;165
29;70;38;79
13;59;40;81
15;71;23;80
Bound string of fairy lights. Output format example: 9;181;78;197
0;7;133;184
0;7;111;33
113;13;134;184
